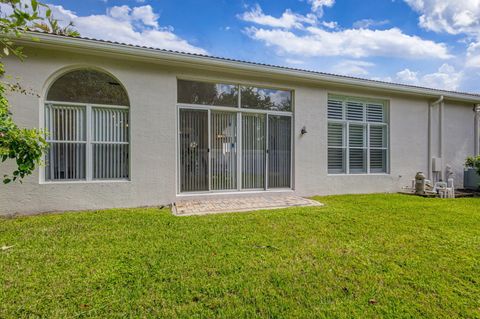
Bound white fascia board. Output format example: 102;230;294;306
16;32;480;104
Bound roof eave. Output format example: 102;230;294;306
15;32;480;104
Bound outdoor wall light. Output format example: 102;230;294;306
301;126;307;135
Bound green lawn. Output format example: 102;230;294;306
1;194;479;318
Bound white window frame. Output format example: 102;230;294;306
43;100;130;183
327;95;389;175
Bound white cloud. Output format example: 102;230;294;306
308;0;335;16
401;0;480;92
333;60;375;76
238;0;335;30
396;68;419;82
245;26;451;59
71;5;206;54
0;2;207;54
353;19;389;29
239;2;451;61
107;5;131;21
395;63;462;90
404;0;480;36
131;5;159;28
237;2;467;91
321;21;338;29
239;4;317;29
466;42;480;67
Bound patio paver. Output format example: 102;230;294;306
172;195;323;216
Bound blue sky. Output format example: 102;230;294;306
28;0;480;92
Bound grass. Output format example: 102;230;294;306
1;194;480;318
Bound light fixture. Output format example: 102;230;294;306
301;126;307;135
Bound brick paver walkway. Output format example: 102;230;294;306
172;195;323;216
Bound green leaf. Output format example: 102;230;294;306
31;0;38;12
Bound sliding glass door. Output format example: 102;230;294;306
242;113;266;189
177;79;293;193
179;109;209;192
268;115;292;188
211;112;237;190
241;114;291;190
179;110;292;192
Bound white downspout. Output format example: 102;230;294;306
475;104;480;156
439;97;445;180
428;95;443;181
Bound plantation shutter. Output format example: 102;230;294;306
369;125;387;173
349;124;366;173
369;125;386;148
328;122;345;173
367;103;385;123
348;124;365;147
328;99;343;119
328;148;345;173
328;123;344;147
346;101;364;121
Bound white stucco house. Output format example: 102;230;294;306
1;32;480;215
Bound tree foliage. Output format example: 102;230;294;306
0;0;78;183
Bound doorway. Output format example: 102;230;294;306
179;108;292;193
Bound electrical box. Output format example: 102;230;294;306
432;157;443;172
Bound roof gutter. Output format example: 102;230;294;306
14;32;480;104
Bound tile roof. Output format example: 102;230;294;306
23;31;480;99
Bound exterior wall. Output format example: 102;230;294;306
0;46;476;215
294;88;431;196
1;48;178;214
443;102;475;184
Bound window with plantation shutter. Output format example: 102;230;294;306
328;95;388;174
45;69;130;182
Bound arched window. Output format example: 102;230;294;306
44;69;130;181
